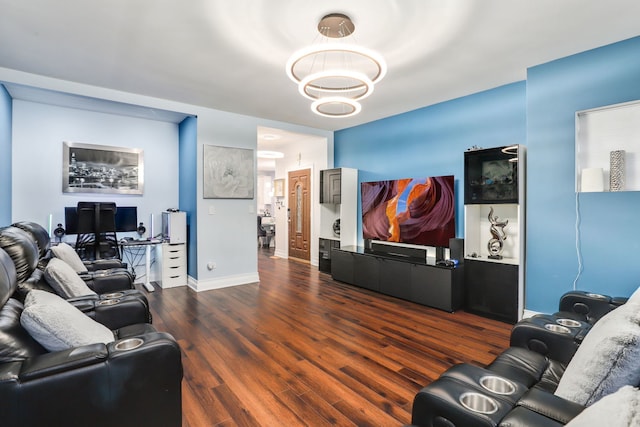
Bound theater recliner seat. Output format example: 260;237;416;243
0;247;182;427
0;225;150;329
411;289;640;426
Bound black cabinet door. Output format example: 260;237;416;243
379;258;411;300
464;259;518;323
464;146;519;204
354;254;380;292
319;238;339;273
411;264;458;312
331;250;354;284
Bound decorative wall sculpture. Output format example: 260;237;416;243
487;206;508;259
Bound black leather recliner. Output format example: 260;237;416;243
13;220;126;272
509;290;628;364
411;290;639;427
12;221;135;294
0;247;183;427
0;225;150;330
554;289;627;324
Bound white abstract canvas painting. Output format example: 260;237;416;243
203;145;254;199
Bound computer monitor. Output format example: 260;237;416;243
64;205;138;234
115;207;138;232
64;207;79;234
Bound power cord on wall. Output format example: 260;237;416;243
573;191;583;290
574;117;584;291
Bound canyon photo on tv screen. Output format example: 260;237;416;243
361;175;455;247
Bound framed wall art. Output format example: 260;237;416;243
203;145;254;199
62;141;144;195
273;178;285;197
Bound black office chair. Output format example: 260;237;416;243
75;202;120;260
96;203;119;259
257;215;267;248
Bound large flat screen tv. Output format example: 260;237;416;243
361;175;455;247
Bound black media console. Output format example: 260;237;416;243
330;243;463;313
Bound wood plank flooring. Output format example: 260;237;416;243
145;248;511;427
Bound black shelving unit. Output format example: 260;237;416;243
463;145;525;324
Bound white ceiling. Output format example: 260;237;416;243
1;0;639;133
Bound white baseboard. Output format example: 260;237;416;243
273;249;287;258
270;250;318;267
187;275;197;290
189;272;259;292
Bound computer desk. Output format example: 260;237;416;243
119;239;163;292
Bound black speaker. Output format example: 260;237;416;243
137;222;146;238
53;223;66;243
370;241;427;259
364;239;373;251
449;238;464;263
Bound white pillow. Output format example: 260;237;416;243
50;242;88;273
555;300;640;406
44;258;97;298
20;290;114;352
565;385;640;426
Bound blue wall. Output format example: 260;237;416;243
335;81;527;246
526;36;640;312
178;115;198;279
335;36;640;314
0;85;11;225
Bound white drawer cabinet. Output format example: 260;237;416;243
160;243;187;288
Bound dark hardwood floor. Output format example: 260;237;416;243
145;248;511;427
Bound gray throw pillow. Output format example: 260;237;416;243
565;385;640;426
20;290;114;352
50;242;88;273
554;300;640;406
44;258;97;298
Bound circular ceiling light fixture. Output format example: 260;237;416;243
298;70;374;101
257;150;285;159
286;13;387;118
311;97;362;118
261;133;280;141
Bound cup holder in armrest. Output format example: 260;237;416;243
114;338;144;351
459;392;498;414
556;318;582;328
479;376;516;395
103;292;124;299
98;298;120;306
544;323;571;334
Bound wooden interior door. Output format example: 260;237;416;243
288;169;311;261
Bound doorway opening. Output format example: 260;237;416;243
256;126;328;263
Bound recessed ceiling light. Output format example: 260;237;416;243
257;150;284;159
261;134;280;141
